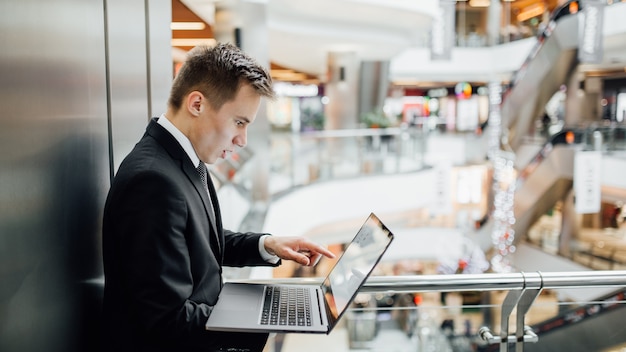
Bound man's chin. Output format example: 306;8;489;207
203;157;217;164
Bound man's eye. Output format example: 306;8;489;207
236;120;244;126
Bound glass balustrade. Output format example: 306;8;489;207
246;271;626;352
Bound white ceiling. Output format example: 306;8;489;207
182;0;437;77
179;1;626;85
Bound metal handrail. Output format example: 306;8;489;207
360;270;626;293
239;270;626;293
238;270;626;351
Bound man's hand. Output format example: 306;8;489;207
264;236;335;266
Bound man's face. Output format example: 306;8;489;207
192;84;261;164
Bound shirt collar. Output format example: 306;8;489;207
157;113;201;168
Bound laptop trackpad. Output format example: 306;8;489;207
223;294;258;311
206;283;264;330
216;283;263;312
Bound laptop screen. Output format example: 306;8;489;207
320;213;394;326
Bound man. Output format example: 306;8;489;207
102;43;334;352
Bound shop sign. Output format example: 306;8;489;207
430;162;452;215
431;0;455;61
574;150;602;214
578;0;604;64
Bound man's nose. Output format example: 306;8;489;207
234;129;247;148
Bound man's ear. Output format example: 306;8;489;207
187;91;203;117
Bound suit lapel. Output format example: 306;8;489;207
146;119;223;258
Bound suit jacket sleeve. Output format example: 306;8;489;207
222;229;281;267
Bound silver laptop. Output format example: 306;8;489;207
205;212;394;334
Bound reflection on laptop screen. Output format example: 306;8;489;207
321;214;392;322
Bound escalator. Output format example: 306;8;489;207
502;1;579;151
510;131;578;248
495;0;626;151
486;126;626;262
474;0;626;250
475;129;579;253
526;288;626;352
472;0;623;249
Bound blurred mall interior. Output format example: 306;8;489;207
1;0;626;351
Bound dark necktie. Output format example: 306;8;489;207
196;162;216;223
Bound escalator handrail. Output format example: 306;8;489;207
506;0;581;96
479;1;581;133
531;287;626;334
516;125;626;187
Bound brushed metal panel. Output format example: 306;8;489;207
147;0;173;117
106;0;150;172
0;0;109;351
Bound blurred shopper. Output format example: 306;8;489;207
102;43;334;352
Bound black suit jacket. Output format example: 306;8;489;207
102;118;277;351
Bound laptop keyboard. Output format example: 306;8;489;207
260;286;312;326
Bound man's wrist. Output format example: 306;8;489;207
259;235;279;263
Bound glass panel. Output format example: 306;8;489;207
264;129;428;194
264;286;626;352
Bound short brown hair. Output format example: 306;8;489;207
168;43;275;112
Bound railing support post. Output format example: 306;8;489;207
478;271;543;351
499;285;524;351
515;272;543;351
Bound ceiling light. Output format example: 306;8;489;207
171;38;216;47
170;22;206;30
273;83;319;97
271;71;309;81
469;0;490;7
517;3;545;22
